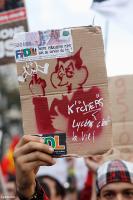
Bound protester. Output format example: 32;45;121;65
14;135;55;200
36;178;51;199
6;174;16;197
65;187;79;200
38;175;66;200
96;159;133;200
14;135;133;200
85;157;133;200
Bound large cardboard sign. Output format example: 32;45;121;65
108;75;133;161
14;26;112;156
0;4;28;65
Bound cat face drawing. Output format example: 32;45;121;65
50;47;89;93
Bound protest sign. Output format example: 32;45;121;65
108;75;133;161
14;26;111;156
0;2;28;65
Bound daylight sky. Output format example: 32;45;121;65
25;0;133;76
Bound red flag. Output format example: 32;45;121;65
1;136;19;176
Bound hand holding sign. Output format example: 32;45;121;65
14;135;55;198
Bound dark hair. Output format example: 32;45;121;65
66;186;77;194
40;182;51;199
7;174;16;182
38;175;66;198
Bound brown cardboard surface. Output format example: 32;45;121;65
112;122;133;146
17;27;108;96
109;75;133;122
108;75;133;161
20;84;111;155
14;26;112;156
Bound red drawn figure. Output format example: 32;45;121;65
19;61;53;134
26;48;104;141
28;62;53;134
50;48;103;141
32;96;54;134
19;61;48;96
29;68;46;96
51;47;88;93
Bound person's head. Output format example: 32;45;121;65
6;174;16;197
38;181;51;199
38;175;66;200
96;160;133;200
65;187;78;200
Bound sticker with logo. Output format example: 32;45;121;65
14;29;73;62
15;48;38;60
33;133;67;156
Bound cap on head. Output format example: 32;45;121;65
96;160;133;194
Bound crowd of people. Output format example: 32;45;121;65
5;135;131;200
0;135;132;199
